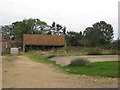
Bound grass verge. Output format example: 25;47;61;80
26;52;119;78
25;52;61;68
63;61;119;78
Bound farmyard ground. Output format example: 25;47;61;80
2;55;118;88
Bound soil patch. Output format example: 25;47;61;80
50;55;118;66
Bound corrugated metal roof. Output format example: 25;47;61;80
23;34;66;46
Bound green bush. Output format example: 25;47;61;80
82;47;103;55
69;58;90;66
87;51;103;55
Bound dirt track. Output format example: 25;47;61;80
2;55;118;88
0;56;2;89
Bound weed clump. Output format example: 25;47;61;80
69;58;90;66
47;55;55;58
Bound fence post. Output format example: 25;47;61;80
23;45;25;52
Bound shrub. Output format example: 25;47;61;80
83;47;103;55
69;58;90;66
87;51;103;55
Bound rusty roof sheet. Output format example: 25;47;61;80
23;34;66;46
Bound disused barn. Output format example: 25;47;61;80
23;34;66;52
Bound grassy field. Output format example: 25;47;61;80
26;52;119;78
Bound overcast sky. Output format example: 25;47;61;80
0;0;119;39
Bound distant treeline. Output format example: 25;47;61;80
0;18;119;49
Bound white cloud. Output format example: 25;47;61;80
0;0;119;39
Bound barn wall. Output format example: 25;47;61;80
24;45;65;52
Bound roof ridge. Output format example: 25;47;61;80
23;34;64;36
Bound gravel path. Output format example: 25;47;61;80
50;55;118;66
2;55;118;88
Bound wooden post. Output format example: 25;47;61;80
65;45;67;47
43;46;45;51
23;45;25;52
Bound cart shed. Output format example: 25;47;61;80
23;34;66;51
